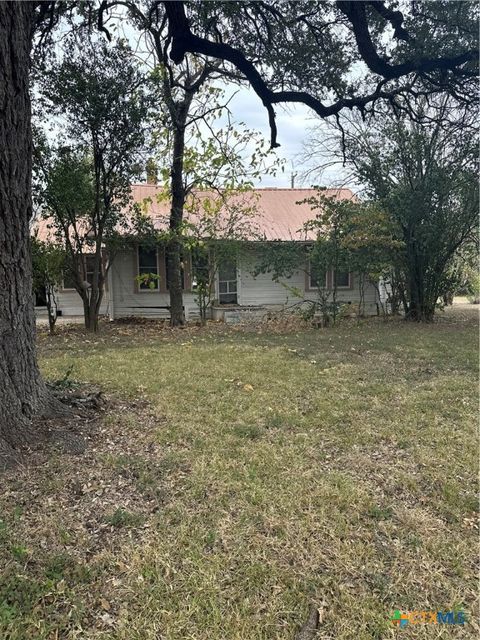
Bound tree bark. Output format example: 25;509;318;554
404;238;437;322
86;288;103;332
167;108;189;327
0;2;52;461
83;283;104;332
166;238;185;326
45;284;58;334
79;286;102;333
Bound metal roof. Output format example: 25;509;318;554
33;185;354;243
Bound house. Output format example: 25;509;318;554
33;186;382;321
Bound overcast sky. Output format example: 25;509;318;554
226;87;313;187
220;85;350;189
103;14;350;189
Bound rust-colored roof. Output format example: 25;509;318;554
249;187;353;241
31;216;93;246
130;185;354;241
32;217;58;243
33;185;354;243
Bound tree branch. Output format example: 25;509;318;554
336;1;476;80
163;1;477;148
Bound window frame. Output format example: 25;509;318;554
165;251;186;292
61;253;103;292
306;260;352;291
137;245;161;292
333;270;352;289
308;269;329;291
85;254;97;286
61;272;77;292
190;249;211;293
136;246;193;293
306;259;329;290
217;257;238;305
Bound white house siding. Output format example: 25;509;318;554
53;289;108;317
109;249;200;320
332;273;378;314
51;247;380;320
238;250;305;307
238;248;379;314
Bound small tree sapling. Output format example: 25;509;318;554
31;236;65;334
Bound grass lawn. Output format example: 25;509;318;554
1;305;478;639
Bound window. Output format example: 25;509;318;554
218;258;238;304
63;270;76;290
138;246;159;290
334;271;351;288
191;249;209;291
85;255;96;286
308;265;328;289
62;254;102;290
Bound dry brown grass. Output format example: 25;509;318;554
1;305;478;639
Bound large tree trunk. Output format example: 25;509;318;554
166;238;185;326
167;110;188;327
0;2;51;461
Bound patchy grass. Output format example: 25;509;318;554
1;305;478;639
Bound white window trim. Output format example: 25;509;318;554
216;258;239;304
137;246;160;292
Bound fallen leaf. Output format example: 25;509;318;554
100;613;114;627
100;598;111;611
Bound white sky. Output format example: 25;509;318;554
226;87;314;187
214;85;351;189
